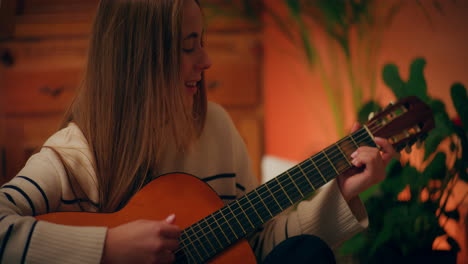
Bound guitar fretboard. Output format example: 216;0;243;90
176;127;376;263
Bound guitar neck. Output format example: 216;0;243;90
176;127;376;263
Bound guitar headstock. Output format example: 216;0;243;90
365;96;435;152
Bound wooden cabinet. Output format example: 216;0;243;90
0;1;263;184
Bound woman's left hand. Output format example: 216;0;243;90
337;123;396;201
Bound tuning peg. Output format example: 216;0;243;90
368;112;375;121
405;145;412;154
385;101;395;110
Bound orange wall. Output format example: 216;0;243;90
263;0;468;162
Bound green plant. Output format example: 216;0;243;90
265;0;450;138
202;1;449;139
340;57;468;263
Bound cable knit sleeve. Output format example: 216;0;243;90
227;117;369;261
0;133;107;263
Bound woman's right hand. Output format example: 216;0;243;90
101;214;181;264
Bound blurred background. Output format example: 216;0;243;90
0;0;467;263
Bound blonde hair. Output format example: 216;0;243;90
58;0;207;212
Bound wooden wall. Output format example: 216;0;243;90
0;0;264;183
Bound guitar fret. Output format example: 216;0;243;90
198;219;220;253
226;205;246;234
183;228;204;262
309;158;328;183
191;222;212;258
349;133;360;149
203;217;223;249
275;177;293;204
336;142;352;167
322;150;339;175
211;213;232;245
179;232;197;264
236;200;255;229
206;215;229;247
245;194;265;223
297;163;316;191
286;171;304;197
265;184;283;211
363;124;376;142
218;209;238;240
255;188;273;218
196;221;216;254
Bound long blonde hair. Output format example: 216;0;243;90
59;0;207;212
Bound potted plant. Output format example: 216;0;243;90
340;57;468;263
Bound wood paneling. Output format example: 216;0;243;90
0;0;264;183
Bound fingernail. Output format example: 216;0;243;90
351;151;357;158
351;158;358;166
166;214;176;223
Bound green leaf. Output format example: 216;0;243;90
423;152;447;180
382;164;414;196
452;125;468;179
339;232;367;255
407;58;430;102
359;182;381;202
386;158;403;176
451;83;468;131
315;0;347;28
403;165;424;193
382;64;406;99
285;0;301;17
423;103;454;159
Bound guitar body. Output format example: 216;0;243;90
36;173;257;264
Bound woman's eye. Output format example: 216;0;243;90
182;39;195;53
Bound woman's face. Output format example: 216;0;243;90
181;0;212;109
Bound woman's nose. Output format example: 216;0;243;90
195;49;212;70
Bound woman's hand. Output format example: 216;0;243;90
337;123;396;201
101;214;180;264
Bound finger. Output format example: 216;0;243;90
165;214;176;224
374;137;397;164
159;238;180;251
159;223;181;239
350;122;361;133
350;147;380;167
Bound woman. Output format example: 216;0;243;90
0;0;395;263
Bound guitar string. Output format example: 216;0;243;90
178;113;401;260
173;132;368;264
174;121;385;263
179;109;420;263
174;121;385;262
174;122;386;261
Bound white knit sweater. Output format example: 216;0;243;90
0;102;368;263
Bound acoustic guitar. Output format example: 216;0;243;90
36;96;435;263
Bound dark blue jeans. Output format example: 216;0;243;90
262;235;336;264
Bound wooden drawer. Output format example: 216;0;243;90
205;33;262;106
0;39;88;70
3;69;80;114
